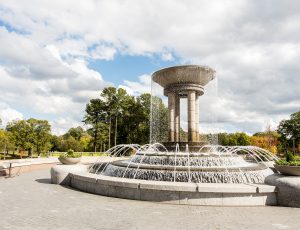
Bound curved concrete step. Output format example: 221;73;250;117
68;171;277;206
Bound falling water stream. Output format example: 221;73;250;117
89;144;278;184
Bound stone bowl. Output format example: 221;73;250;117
274;165;300;176
58;157;81;165
152;65;216;89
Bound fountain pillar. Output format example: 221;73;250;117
168;92;175;142
152;65;216;150
188;91;197;142
195;94;199;141
175;95;180;142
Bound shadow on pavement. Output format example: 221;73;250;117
35;178;51;184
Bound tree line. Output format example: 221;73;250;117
0;87;299;157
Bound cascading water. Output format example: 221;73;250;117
89;144;278;184
89;65;277;184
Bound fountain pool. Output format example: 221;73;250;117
52;65;279;206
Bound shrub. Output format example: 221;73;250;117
59;149;81;158
276;159;289;166
289;161;300;166
276;157;300;166
286;152;295;162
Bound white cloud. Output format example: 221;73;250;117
161;52;174;61
90;44;117;60
0;0;299;134
0;102;23;127
121;74;151;95
0;29;111;134
50;117;83;135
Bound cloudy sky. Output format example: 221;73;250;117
0;0;299;135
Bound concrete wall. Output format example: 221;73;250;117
265;174;300;208
69;172;277;206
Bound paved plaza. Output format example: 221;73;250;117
1;170;300;230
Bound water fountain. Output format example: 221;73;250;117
90;65;276;184
60;65;278;206
90;144;276;184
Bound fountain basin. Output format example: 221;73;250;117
68;171;277;206
105;160;268;171
100;161;273;184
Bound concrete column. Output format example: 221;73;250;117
188;91;196;142
195;94;199;142
168;92;176;142
175;95;180;142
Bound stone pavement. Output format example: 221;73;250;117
0;170;300;230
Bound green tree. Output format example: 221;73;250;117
27;118;52;156
6;119;52;156
218;132;251;146
132;93;151;144
79;133;93;152
87;122;108;152
84;87;167;147
0;129;15;158
278;111;300;152
101;87;133;147
235;132;251;146
150;96;168;143
84;87;143;148
6;120;34;155
84;98;108;151
218;133;229;145
65;126;85;141
50;134;60;152
59;135;82;152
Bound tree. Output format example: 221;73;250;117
235;132;251;146
119;93;151;145
218;132;251;146
150;96;168;143
50;135;60;152
27;118;52;156
84;87;168;147
84;87;150;148
59;135;82;152
6;119;52;156
252;131;280;154
0;129;15;158
100;87;133;147
79;133;93;152
65;126;85;141
84;98;108;151
278;111;300;153
6;120;34;155
87;122;108;152
132;93;151;144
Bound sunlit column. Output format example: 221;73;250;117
175;95;180;142
188;91;196;142
195;94;199;141
168;92;176;142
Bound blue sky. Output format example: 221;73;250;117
88;54;179;86
0;0;299;135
